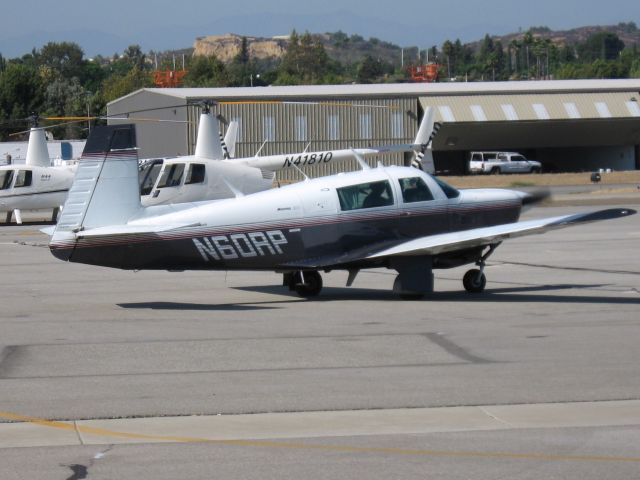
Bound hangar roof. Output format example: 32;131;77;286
109;79;640;105
420;92;640;122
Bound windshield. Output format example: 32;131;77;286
139;160;164;196
337;180;394;211
0;170;14;190
429;174;460;199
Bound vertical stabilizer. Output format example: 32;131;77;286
25;128;51;167
411;107;440;174
414;107;435;147
195;112;224;160
53;125;139;243
223;121;239;159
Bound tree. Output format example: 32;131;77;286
100;66;153;103
276;31;331;84
0;63;43;122
122;45;146;70
183;55;230;87
228;37;253;86
442;40;454;78
38;42;86;79
356;55;385;83
44;77;86;116
578;32;625;61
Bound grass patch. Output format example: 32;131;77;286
509;181;535;187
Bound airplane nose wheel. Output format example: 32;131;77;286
285;271;323;297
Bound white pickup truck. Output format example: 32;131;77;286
468;151;542;174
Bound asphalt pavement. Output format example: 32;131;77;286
0;200;639;479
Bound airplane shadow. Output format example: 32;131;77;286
117;301;290;311
235;283;640;305
117;283;640;310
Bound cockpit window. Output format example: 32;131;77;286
430;175;460;199
139;160;163;196
185;163;206;184
398;177;434;203
337;180;394;211
157;163;185;188
14;170;32;188
0;170;14;190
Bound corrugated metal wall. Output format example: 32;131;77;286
186;97;419;181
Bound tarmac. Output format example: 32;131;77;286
0;194;639;479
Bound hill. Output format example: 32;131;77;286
192;32;414;67
467;22;640;50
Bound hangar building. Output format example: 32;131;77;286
107;80;640;178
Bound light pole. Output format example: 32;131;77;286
250;73;260;87
86;92;92;133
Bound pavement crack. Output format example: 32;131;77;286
478;406;514;428
73;421;84;445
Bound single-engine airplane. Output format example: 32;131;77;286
1;126;75;224
48;124;636;298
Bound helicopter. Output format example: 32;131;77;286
136;102;438;206
0;123;76;224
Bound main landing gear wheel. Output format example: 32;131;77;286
463;269;486;293
293;271;323;298
462;243;500;293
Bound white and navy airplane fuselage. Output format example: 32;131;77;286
48;125;635;298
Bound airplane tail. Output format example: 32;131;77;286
195;112;224;160
223;121;239;159
51;124;139;256
411;107;441;174
25;127;51;167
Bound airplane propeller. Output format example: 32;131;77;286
520;189;551;208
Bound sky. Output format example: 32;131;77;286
1;0;638;57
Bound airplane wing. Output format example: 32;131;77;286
367;208;635;259
281;208;635;269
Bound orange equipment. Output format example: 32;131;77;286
153;70;187;88
407;63;440;82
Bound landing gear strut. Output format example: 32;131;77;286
463;243;500;293
284;270;323;297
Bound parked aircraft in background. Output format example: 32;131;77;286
0;127;75;224
48;124;635;299
138;104;437;206
2;103;436;223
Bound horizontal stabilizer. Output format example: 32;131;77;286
76;223;201;238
